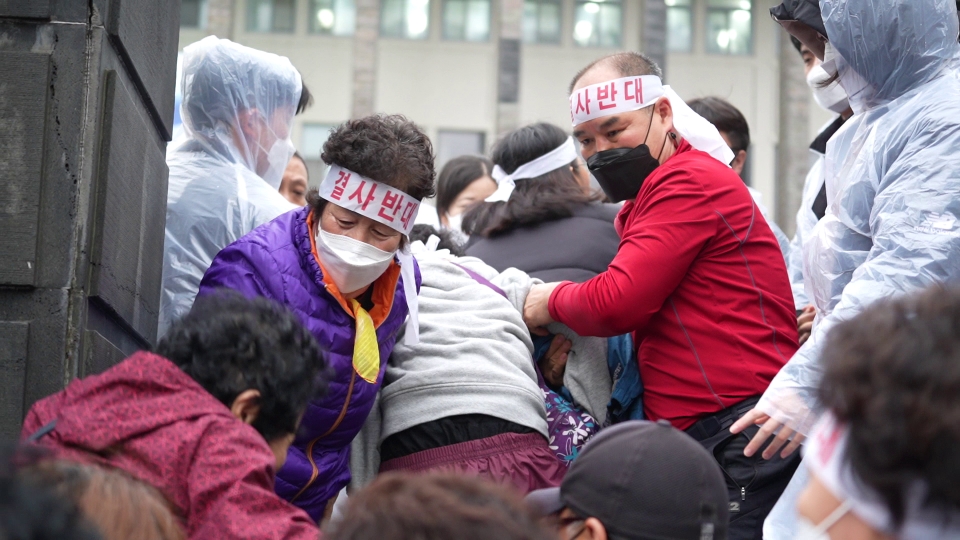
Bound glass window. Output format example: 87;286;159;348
437;130;485;169
706;0;752;55
381;0;431;39
443;0;491;41
665;0;691;52
181;0;208;28
247;0;297;33
573;0;621;48
310;0;356;35
522;0;561;44
301;124;337;160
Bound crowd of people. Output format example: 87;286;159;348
3;0;960;539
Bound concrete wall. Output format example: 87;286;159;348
1;0;181;439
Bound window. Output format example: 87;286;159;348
247;0;297;33
381;0;431;39
181;0;208;28
443;0;491;41
310;0;356;35
523;0;561;44
573;0;621;48
436;130;485;169
706;0;752;55
665;0;692;52
301;124;336;160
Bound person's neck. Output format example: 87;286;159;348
840;107;854;120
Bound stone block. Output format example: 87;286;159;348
82;329;126;377
0;322;29;440
0;0;50;19
89;70;167;343
103;0;181;138
0;52;48;287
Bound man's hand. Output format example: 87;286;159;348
523;282;561;335
539;334;572;388
797;305;816;345
730;408;806;460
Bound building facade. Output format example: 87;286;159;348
178;0;831;229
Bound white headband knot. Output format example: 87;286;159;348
485;136;580;202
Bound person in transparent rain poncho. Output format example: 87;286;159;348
158;37;312;337
731;0;960;480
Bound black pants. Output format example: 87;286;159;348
685;397;802;540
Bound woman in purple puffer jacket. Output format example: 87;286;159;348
198;114;436;522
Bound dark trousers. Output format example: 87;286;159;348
685;396;802;540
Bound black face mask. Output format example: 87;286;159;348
585;114;670;203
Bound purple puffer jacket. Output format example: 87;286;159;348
198;206;417;521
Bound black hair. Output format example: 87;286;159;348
687;97;750;154
155;292;328;442
461;123;598;238
0;448;102;540
409;225;465;256
435;155;493;219
306;115;437;239
569;51;663;94
818;284;960;527
290;151;309;180
790;36;803;54
297;80;313;115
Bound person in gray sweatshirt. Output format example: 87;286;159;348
350;227;572;493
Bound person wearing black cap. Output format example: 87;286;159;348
527;420;729;540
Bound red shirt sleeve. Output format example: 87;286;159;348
188;421;320;540
549;168;717;337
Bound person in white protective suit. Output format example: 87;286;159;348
158;37;312;336
730;0;960;465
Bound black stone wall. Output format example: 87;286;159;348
0;0;180;439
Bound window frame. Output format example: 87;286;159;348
705;0;754;56
665;0;693;53
572;0;623;49
522;0;563;45
246;0;298;33
308;0;357;35
441;0;492;42
380;0;432;40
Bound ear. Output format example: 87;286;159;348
230;389;262;425
731;149;748;176
237;108;262;138
655;97;674;130
582;518;608;540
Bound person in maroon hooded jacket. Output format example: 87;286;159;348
20;293;327;539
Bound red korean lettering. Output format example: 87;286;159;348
574;90;591;115
347;180;377;211
377;190;402;222
330;170;351;200
624;77;644;104
399;201;418;230
597;82;618;110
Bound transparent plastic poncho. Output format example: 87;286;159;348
758;0;960;435
159;37;301;336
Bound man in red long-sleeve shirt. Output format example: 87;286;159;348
522;52;800;539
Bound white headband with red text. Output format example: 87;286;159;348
319;165;421;236
569;75;664;127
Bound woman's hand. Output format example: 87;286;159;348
539;334;572;388
730;408;806;460
523;282;561;335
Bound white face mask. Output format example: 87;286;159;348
807;64;850;114
259;138;296;190
821;42;874;113
445;212;464;233
315;228;396;295
796;500;853;540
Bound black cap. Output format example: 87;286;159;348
528;420;728;540
770;0;829;59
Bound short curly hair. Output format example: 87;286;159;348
156;292;328;442
325;473;554;540
316;114;436;201
819;284;960;526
